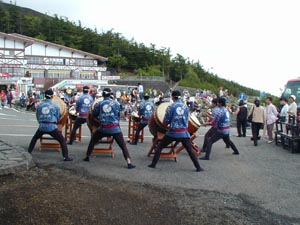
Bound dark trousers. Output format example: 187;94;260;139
28;129;69;158
26;103;35;111
202;127;229;151
133;122;147;144
204;129;239;159
251;122;262;145
86;130;130;160
151;135;201;170
69;117;86;143
237;119;247;136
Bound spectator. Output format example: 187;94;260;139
116;90;121;102
0;90;6;108
138;83;144;101
248;99;265;146
287;95;297;117
236;100;248;137
279;97;289;123
7;89;13;108
20;92;26;107
265;96;278;144
26;94;35;111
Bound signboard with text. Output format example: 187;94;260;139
101;76;120;80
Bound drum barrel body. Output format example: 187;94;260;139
87;98;102;134
51;96;68;131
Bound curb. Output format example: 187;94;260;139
0;139;35;176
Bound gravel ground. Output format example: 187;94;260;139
0;166;299;225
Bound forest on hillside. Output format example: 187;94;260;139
0;2;260;96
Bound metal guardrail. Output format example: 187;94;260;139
120;76;165;81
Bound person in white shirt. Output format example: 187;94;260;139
138;83;144;101
265;96;278;144
287;95;297;117
116;90;121;102
279;97;289;123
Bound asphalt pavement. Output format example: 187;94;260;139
0;106;300;221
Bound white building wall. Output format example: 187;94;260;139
0;38;25;49
26;43;45;56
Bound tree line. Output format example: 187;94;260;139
0;2;260;96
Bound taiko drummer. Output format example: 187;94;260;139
67;86;94;145
148;90;204;172
28;89;72;161
83;88;136;169
130;93;154;145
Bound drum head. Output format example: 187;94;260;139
156;102;169;124
189;113;201;128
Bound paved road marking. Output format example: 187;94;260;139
0;125;37;128
0;112;16;116
0;133;206;138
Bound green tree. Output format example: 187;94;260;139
108;53;128;72
0;5;9;32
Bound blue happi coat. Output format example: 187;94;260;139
213;106;231;135
163;99;190;138
138;99;154;124
93;97;121;134
76;93;94;118
36;99;60;132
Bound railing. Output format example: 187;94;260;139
120;75;165;81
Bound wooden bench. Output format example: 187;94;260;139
127;116;144;143
39;124;64;151
93;137;115;158
148;132;177;162
64;117;82;142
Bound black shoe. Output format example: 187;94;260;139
128;163;136;169
232;152;239;155
199;156;209;160
237;135;242;137
67;141;73;145
196;167;204;172
200;148;206;153
254;143;258;146
83;156;90;162
243;135;246;137
130;142;137;145
64;157;73;162
148;164;155;168
225;145;230;149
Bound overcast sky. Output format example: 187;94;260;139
6;0;300;95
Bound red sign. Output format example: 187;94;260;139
0;72;9;77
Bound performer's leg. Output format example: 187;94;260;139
28;129;44;153
132;123;147;145
68;118;86;144
223;134;239;154
113;132;131;160
49;129;71;160
113;132;136;169
200;130;223;160
181;138;203;171
201;127;215;152
149;135;173;168
84;130;104;161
